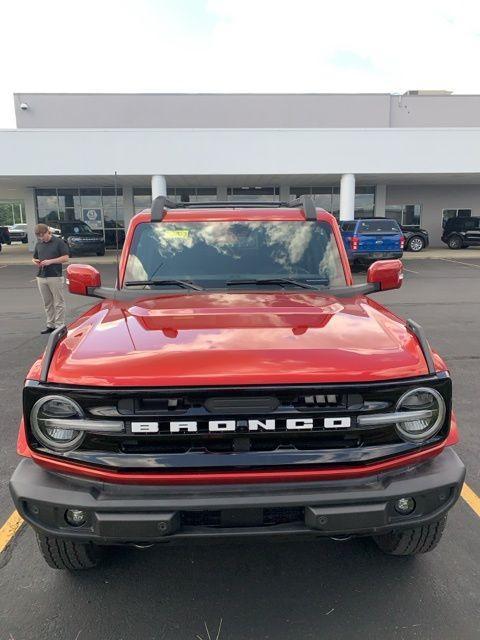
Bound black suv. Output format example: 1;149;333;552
57;221;106;256
401;225;429;252
442;217;480;250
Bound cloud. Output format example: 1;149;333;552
1;0;480;127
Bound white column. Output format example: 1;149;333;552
151;175;167;199
25;187;37;252
374;184;386;217
339;173;355;221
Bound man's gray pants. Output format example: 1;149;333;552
37;276;66;328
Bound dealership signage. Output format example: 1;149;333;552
82;208;103;230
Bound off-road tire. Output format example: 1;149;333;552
96;249;106;256
22;237;28;244
36;532;101;570
373;515;447;556
407;235;425;252
447;235;463;250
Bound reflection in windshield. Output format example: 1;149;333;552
125;221;346;288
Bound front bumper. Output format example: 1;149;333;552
10;449;465;544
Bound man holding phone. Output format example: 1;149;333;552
33;223;69;334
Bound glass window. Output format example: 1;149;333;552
386;204;422;226
36;189;59;223
354;192;375;218
227;187;279;202
134;187;218;211
125;220;346;288
0;201;25;226
79;189;101;210
290;187;332;212
102;188;124;229
442;208;471;227
402;205;421;226
192;188;217;203
358;219;401;234
134;189;152;214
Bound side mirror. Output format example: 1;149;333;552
367;259;403;292
66;264;101;296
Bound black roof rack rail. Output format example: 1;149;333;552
150;195;318;220
286;195;317;221
151;196;180;221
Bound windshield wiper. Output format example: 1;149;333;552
125;279;204;291
225;278;326;290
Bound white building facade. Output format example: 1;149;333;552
1;92;480;249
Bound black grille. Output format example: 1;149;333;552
24;376;452;470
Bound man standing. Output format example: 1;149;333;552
33;223;69;334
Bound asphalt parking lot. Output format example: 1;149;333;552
0;257;479;640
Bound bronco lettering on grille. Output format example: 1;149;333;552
130;417;352;434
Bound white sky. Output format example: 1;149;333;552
1;0;480;127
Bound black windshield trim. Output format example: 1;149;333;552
87;282;379;300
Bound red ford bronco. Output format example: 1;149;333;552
10;197;465;570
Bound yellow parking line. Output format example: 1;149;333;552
462;483;480;518
0;510;24;554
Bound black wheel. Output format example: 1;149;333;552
22;237;28;244
447;235;463;250
373;515;447;556
407;235;425;252
36;532;102;570
96;249;106;256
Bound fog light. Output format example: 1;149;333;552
395;497;416;515
65;509;87;527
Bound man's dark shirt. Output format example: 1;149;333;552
34;236;69;277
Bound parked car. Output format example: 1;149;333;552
401;225;429;252
340;218;404;265
8;223;28;243
441;216;480;249
57;221;105;256
10;197;465;570
0;225;11;251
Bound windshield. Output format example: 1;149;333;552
358;219;400;234
124;221;346;289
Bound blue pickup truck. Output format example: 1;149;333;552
340;218;404;266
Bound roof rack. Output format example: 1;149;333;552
150;195;319;222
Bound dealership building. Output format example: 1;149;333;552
1;91;480;249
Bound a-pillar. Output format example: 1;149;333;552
339;173;355;221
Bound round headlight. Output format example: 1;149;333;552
395;387;446;442
31;395;85;451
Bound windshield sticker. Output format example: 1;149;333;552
164;229;189;239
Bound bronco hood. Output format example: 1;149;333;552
45;292;430;386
